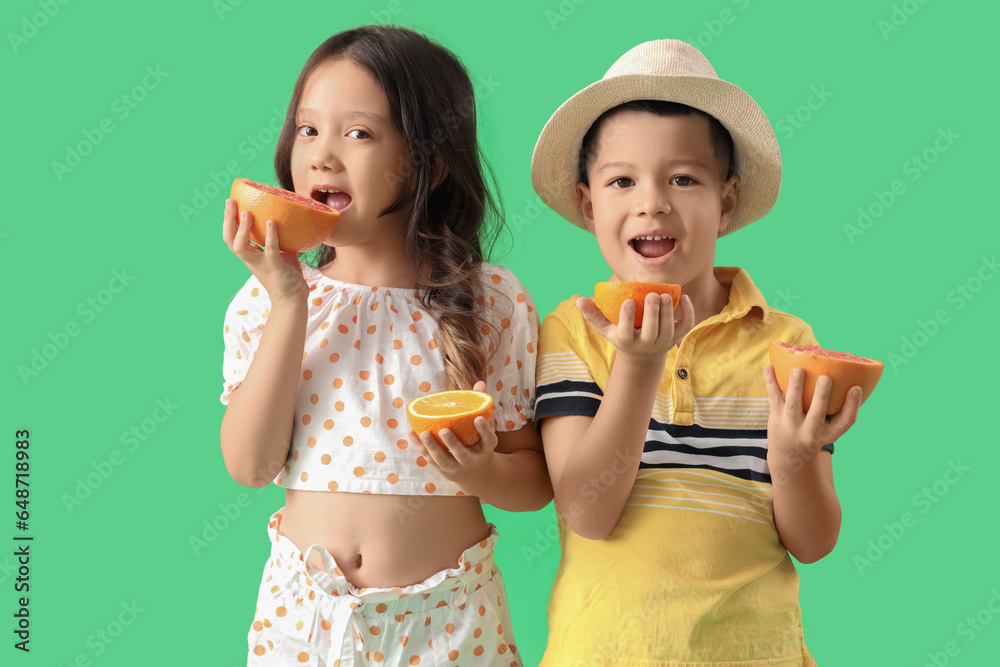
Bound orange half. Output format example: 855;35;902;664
594;281;682;328
406;390;494;449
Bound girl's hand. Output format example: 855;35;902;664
407;380;498;492
576;292;695;364
222;198;308;305
763;364;862;457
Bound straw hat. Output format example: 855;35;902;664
530;39;781;237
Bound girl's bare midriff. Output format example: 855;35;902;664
278;488;491;589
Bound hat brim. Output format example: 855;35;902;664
530;74;781;237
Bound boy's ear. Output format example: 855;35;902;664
576;182;595;233
717;174;740;235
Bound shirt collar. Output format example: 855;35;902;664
713;266;769;324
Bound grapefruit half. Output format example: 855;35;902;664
230;178;339;253
769;341;884;415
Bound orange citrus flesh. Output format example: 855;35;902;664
406;390;494;450
230;178;340;253
594;282;682;328
769;341;884;415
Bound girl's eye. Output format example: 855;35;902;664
296;125;316;137
610;177;634;188
672;175;695;186
348;129;371;140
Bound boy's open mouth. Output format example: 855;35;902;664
630;234;676;259
311;186;353;212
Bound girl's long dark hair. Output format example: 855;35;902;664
274;25;511;390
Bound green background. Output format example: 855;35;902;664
4;0;998;664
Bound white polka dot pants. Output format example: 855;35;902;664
247;508;522;666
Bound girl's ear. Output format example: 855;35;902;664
431;153;449;190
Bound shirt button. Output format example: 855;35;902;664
677;368;688;380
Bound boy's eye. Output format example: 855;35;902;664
348;129;372;140
610;177;634;188
671;175;695;186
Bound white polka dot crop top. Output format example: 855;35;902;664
220;261;539;496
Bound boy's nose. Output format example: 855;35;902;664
634;183;671;217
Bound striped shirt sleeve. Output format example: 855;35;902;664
534;305;604;420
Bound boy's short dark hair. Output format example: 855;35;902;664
578;100;735;185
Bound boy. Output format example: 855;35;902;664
530;40;864;665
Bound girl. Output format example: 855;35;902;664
219;26;551;666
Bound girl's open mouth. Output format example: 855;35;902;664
311;186;353;212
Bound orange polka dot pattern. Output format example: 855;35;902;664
247;510;522;666
221;262;539;497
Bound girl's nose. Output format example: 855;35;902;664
310;136;344;172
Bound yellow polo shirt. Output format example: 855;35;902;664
535;266;831;667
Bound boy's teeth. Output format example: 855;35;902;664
632;236;676;258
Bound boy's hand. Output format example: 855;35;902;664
576;293;695;364
407;380;499;492
763;365;862;456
